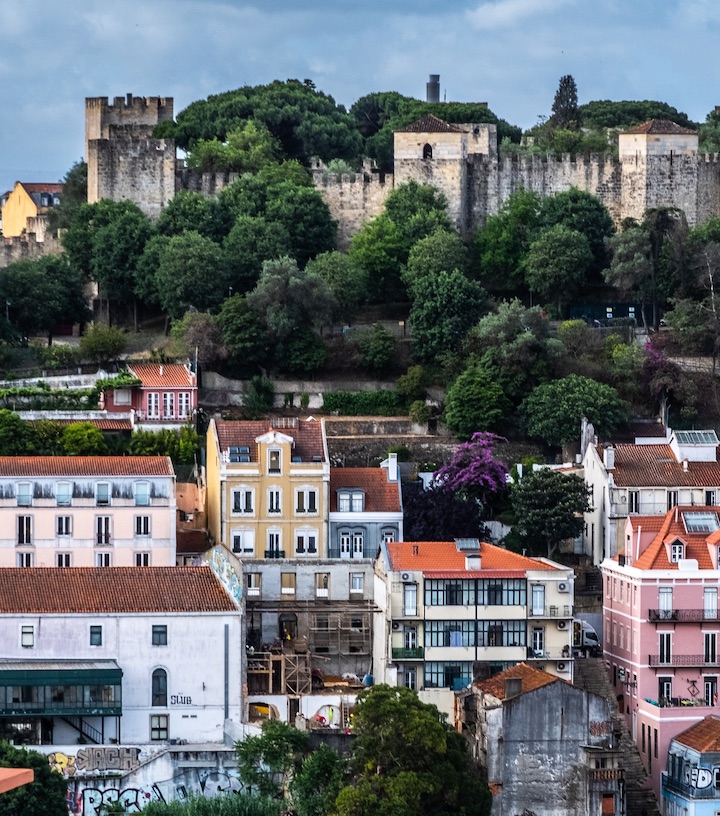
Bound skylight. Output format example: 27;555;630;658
683;511;720;534
675;430;719;445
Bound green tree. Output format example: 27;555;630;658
409;269;486;362
0;410;37;454
384;180;452;254
305;252;368;325
336;685;490;816
135;234;171;307
46;160;88;234
0;741;68;816
523;224;593;315
604;225;656;327
61;422;109;455
511;469;591;558
236;719;308;799
443;362;511;439
291;743;345;816
143;796;282;816
218;295;270;378
404;230;470;295
700;108;720;153
170;312;227;369
155;231;228;319
283;327;328;377
243;376;275;418
348;215;406;303
79;324;127;366
357;323;395;376
395;365;428;405
579;99;695;130
550;74;580;129
265;183;337;268
520;373;627;447
187;120;281;174
223;216;291;295
156;191;231;242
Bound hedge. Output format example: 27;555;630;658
322;390;403;416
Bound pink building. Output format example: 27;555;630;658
601;505;720;801
101;363;197;428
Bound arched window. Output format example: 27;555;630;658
423;143;433;160
152;668;167;707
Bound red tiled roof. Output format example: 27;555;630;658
602;443;720;487
672;716;720;752
330;468;401;512
19;183;63;194
0;567;237;613
0;456;173;477
632;507;717;570
623;119;696;136
475;662;560;698
387;540;559;573
126;363;196;389
28;419;132;431
176;529;211;555
214;419;325;464
397;115;466;133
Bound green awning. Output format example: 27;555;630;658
0;660;122;686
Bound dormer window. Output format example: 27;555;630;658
670;542;685;563
268;449;281;474
338;491;364;512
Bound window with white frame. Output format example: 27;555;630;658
350;572;364;594
659;632;672;664
267;530;282;556
268;449;281;474
56;515;72;537
707;490;717;506
150;714;168;741
232;529;255;555
135;552;150;567
295;487;318;514
96;552;111;567
163;392;175;418
17;552;33;568
340;532;351;558
16;482;32;507
338;490;364;512
56;481;72;507
96;516;111;545
351;491;364;512
17;516;32;545
295;529;318;555
403;667;417;690
705;632;718;664
628;490;639;514
670;541;685;563
382;528;396;544
21;625;34;648
232;487;254;514
403;583;417;616
147;393;160;419
135;515;151;537
246;573;261;597
268;488;282;514
706;587;719;620
667;490;679;511
352;531;364;558
96;483;110;507
178;392;191;419
135;482;150;506
56;552;72;568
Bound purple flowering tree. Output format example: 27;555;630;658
433;432;509;503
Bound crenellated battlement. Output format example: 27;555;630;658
0;232;62;269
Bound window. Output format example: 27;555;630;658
532;627;545;656
707;490;717;506
90;626;102;646
96;516;111;545
667;490;679;511
659;677;672;702
17;516;32;545
381;529;396;544
423;143;433;160
403;667;417;690
150;714;168;741
96;483;110;507
352;532;364;558
706;632;717;665
351;492;364;512
56;481;72;507
705;677;718;706
628;490;639;514
658;587;673;618
338;491;363;512
531;585;545;616
152;668;168;706
232;488;254;514
295;530;317;555
16;482;32;507
178;392;191;419
404;626;418;650
17;552;33;567
147;393;160;419
135;515;151;537
135;552;150;567
152;625;168;646
705;588;718;620
268;488;281;513
268;449;281;474
315;573;330;598
135;482;150;507
246;573;261;597
21;625;34;648
267;530;282;556
340;532;351;558
670;542;685;563
96;552;111;567
403;583;417;616
296;488;318;514
163;392;175;418
56;552;71;568
350;573;364;594
659;632;672;665
232;529;255;555
56;516;72;537
114;388;131;405
281;573;296;596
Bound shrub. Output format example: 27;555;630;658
322;390;402;416
408;399;430;424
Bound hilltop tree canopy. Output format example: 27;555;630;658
550;74;580;130
578;99;695;130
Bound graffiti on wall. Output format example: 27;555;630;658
50;747;141;777
211;545;242;604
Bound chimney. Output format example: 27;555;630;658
159;365;164;376
504;678;522;699
383;452;399;482
683;459;689;472
426;74;440;103
465;552;481;571
603;445;615;470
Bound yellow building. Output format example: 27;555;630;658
206;417;329;558
1;181;62;238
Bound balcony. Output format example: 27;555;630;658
649;609;720;623
392;647;425;660
662;772;718;799
648;654;719;667
264;550;286;559
528;605;573;619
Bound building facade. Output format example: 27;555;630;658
663;716;720;816
0;181;62;239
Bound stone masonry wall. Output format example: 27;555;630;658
0;233;62;269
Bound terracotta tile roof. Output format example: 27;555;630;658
176;529;211;555
330;468;401;512
672;716;720;752
214;419;325;464
632;507;717;570
475;662;560;698
0;456;174;477
602;443;720;487
19;183;63;194
606;420;667;443
126;363;196;389
623;119;696;136
387;540;559;573
0;567;237;613
397;114;466;133
28;419;132;431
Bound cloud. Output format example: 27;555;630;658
466;0;576;30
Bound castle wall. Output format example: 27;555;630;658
176;168;241;199
0;232;62;269
85;95;173;161
697;154;720;224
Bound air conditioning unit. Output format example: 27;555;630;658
401;572;411;581
558;582;569;593
557;620;568;630
392;622;401;631
557;661;569;673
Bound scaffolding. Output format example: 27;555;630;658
246;651;312;695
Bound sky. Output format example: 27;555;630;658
1;0;720;194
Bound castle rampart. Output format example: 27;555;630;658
0;232;62;269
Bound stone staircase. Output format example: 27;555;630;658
574;657;661;816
